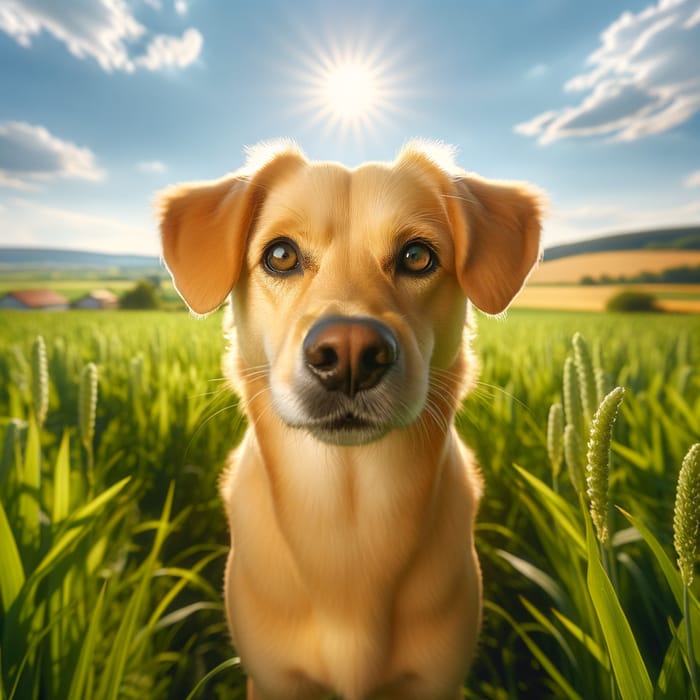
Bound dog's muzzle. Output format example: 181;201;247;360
303;316;399;398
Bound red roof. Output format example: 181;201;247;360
6;289;70;307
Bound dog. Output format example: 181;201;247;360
158;140;543;700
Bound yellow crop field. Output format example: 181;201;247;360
530;250;700;284
513;283;700;312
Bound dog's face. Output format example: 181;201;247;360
159;142;542;446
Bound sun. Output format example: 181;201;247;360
322;61;380;122
293;39;403;140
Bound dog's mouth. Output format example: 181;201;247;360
298;409;391;446
319;412;376;432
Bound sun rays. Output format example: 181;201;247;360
290;33;410;142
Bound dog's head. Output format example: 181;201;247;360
159;141;543;445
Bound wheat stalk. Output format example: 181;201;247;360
674;444;700;587
547;403;564;489
563;356;583;437
79;363;98;494
31;335;48;427
674;443;700;699
564;424;585;494
586;387;625;546
573;333;597;427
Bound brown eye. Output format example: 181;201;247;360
398;241;437;275
263;239;301;275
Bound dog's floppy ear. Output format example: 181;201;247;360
158;148;305;315
448;175;544;315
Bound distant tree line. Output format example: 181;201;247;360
581;264;700;286
644;232;700;250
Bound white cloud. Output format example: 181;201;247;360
516;0;700;144
136;27;202;70
684;170;700;188
175;1;188;16
137;160;167;173
0;0;202;73
0;121;105;189
1;198;159;254
546;197;700;247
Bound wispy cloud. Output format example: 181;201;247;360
547;197;700;246
684;170;700;188
0;0;202;73
2;198;157;254
0;121;105;189
136;28;202;70
516;0;700;144
175;1;188;16
137;160;167;174
527;63;548;79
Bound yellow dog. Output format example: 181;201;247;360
159;141;542;699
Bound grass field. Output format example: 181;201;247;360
1;308;699;699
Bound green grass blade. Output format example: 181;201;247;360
486;601;582;700
97;483;174;700
585;514;652;700
52;431;70;524
514;465;585;554
496;550;567;610
153;601;221;632
18;417;40;562
183;657;241;700
616;508;700;679
551;609;608;667
0;499;25;614
66;582;107;700
656;622;692;699
519;596;576;667
619;508;684;609
27;477;130;586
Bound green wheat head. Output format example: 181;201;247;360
573;333;597;427
31;335;49;427
563;356;584;437
79;362;98;450
547;403;564;480
674;443;700;587
586;386;625;545
564;424;585;494
595;367;612;407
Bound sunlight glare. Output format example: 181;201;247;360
323;62;379;120
292;36;406;141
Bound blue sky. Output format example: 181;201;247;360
0;0;699;255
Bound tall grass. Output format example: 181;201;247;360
463;311;700;699
0;308;698;698
0;312;246;699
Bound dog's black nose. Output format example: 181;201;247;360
303;317;399;397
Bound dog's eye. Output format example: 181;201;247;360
263;239;301;275
397;241;437;276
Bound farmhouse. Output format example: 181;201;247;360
0;289;69;310
73;289;119;310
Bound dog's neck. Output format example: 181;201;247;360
238;348;467;550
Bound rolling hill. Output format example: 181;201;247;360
544;226;700;261
1;225;699;276
0;247;161;270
